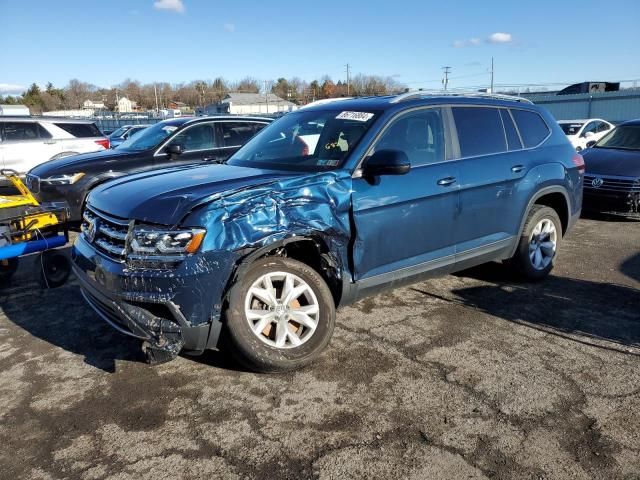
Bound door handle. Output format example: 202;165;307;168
511;165;525;173
44;140;57;145
437;177;456;186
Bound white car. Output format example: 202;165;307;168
558;118;614;152
0;117;109;173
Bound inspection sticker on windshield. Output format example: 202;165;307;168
336;111;374;122
162;126;178;133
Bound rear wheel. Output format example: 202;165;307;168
36;250;71;288
224;257;335;373
510;205;561;281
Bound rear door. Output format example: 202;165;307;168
451;106;528;262
214;121;269;161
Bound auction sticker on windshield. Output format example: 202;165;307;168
336;111;375;122
163;126;178;133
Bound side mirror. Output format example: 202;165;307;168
584;131;595;139
363;149;411;177
586;140;597;148
165;144;182;156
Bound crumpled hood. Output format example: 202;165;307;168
29;148;139;176
87;164;297;225
583;147;640;177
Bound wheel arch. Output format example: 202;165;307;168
509;185;571;257
229;234;345;308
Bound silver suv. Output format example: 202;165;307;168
0;117;109;173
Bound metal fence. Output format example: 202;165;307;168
93;116;163;134
522;90;640;123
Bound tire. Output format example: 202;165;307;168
510;205;562;281
0;258;19;283
35;250;71;288
224;256;336;373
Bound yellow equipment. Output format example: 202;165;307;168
0;169;70;287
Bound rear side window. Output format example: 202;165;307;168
1;121;49;141
54;122;102;138
453;107;506;157
500;109;522;150
511;110;550;148
219;122;266;147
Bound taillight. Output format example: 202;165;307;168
95;138;110;150
571;153;585;173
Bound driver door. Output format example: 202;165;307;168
157;122;219;167
351;107;459;289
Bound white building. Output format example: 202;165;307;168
0;104;30;116
83;99;105;109
116;97;137;113
202;93;297;115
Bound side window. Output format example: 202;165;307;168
581;121;598;137
2;122;41;141
453;107;506;157
596;122;611;133
374;108;445;167
167;123;215;152
54;122;102;137
37;123;52;139
511;110;551;148
219;122;263;147
500;109;522;151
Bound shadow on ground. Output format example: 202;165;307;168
0;247;145;372
438;263;640;352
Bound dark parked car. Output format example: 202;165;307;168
582;119;640;217
108;124;150;149
72;93;583;371
26;116;271;223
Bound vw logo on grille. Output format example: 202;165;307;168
591;177;604;188
86;218;99;243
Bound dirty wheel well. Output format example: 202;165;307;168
534;193;568;235
259;240;342;306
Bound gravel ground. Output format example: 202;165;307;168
1;216;639;480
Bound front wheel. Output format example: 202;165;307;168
224;257;336;373
509;205;562;281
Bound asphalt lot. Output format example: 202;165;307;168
1;216;639;480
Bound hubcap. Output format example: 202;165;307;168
244;271;319;349
528;218;557;270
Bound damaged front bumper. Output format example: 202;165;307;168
583;191;640;217
72;234;235;362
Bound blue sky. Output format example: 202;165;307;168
1;0;639;94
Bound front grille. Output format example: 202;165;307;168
81;206;130;262
584;174;640;193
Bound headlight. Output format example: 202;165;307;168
130;227;206;256
42;172;85;185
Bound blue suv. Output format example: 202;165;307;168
72;93;584;371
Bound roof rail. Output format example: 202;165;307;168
389;90;533;104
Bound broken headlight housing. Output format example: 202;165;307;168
129;227;206;257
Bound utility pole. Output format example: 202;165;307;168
442;66;451;91
264;80;269;114
345;63;351;96
490;57;495;93
154;84;159;114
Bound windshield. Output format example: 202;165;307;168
559;122;584;135
118;122;182;151
109;126;128;138
227;109;380;171
595;125;640;150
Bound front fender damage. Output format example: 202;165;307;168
182;170;354;335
